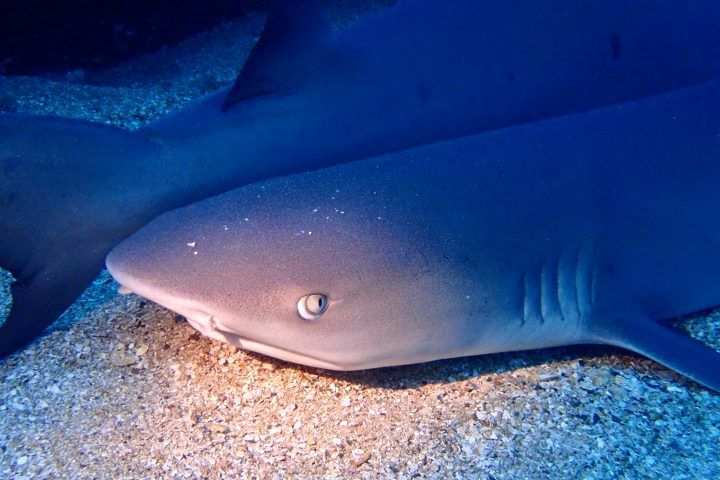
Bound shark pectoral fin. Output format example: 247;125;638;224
0;252;106;358
0;114;165;357
593;316;720;393
222;0;333;111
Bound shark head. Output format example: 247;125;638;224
106;158;480;370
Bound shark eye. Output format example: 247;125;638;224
298;294;328;320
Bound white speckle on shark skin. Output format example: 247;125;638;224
313;208;318;213
193;251;198;255
223;225;228;231
187;242;196;247
244;218;249;222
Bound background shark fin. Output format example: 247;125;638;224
222;0;332;111
0;113;162;358
593;317;720;393
0;251;107;358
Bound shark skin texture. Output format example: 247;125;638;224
3;0;720;356
109;79;720;392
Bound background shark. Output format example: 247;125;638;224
3;0;720;356
109;78;720;392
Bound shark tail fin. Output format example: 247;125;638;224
0;113;160;358
222;0;334;111
593;316;720;393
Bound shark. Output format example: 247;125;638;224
3;0;720;356
108;78;720;392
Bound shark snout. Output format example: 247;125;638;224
107;249;212;329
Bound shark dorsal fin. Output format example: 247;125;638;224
221;0;332;111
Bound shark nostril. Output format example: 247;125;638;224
118;285;133;295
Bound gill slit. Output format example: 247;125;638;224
522;240;596;328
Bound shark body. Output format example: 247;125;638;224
109;79;720;391
3;0;720;355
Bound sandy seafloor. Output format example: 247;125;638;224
2;1;720;478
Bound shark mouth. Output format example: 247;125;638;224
107;265;351;370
